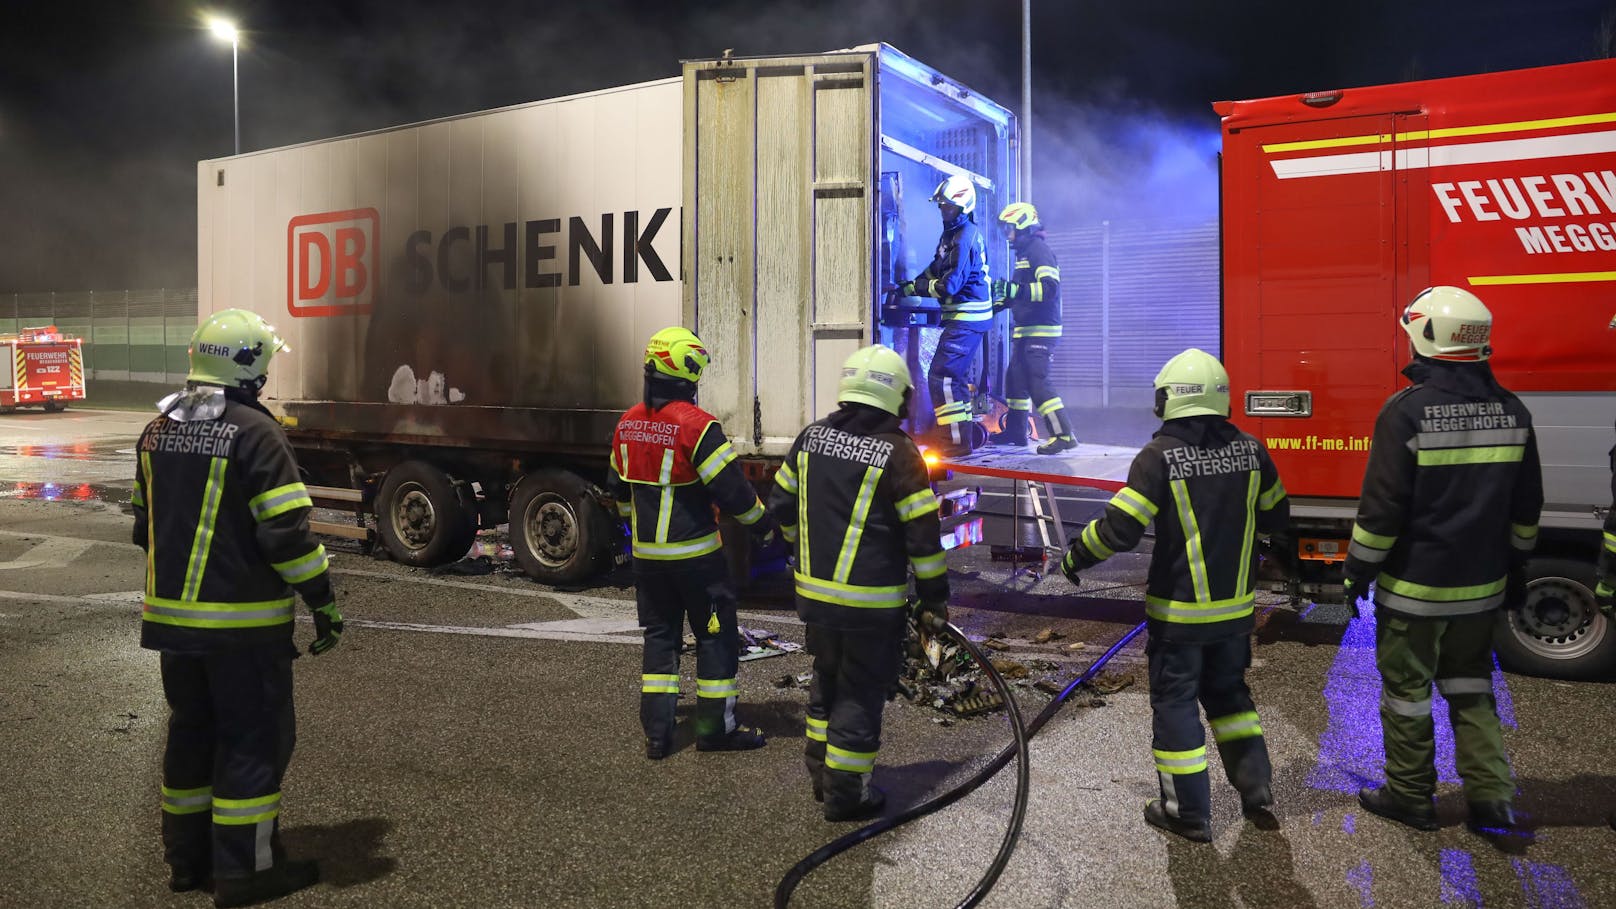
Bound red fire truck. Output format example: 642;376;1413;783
0;326;86;413
1217;57;1615;678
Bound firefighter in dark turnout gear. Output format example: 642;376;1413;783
767;345;949;821
134;309;340;907
607;327;775;758
900;174;991;457
1344;287;1543;835
988;202;1076;455
1062;348;1288;842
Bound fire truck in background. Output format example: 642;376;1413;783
1217;57;1616;678
0;326;85;413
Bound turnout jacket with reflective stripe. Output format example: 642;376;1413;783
1067;417;1289;643
1003;233;1062;338
133;389;333;653
914;214;991;325
607;399;765;567
1343;360;1543;618
767;405;949;632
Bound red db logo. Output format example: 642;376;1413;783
287;209;379;317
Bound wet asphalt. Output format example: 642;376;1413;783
2;407;1615;909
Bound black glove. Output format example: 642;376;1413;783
1597;580;1615;618
990;278;1013;302
310;602;344;655
1342;560;1375;604
748;515;779;549
913;599;948;632
899;280;918;298
1504;562;1528;612
1061;547;1083;588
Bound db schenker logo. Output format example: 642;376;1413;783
287;209;379;317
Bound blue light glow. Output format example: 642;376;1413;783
1439;850;1483;906
1511;858;1586;909
1347;859;1376;907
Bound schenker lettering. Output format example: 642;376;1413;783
142;420;240;457
804;424;893;468
1419;401;1517;433
1163;438;1261;480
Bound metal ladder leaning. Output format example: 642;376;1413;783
1006;476;1066;580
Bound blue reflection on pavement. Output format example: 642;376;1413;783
1440;849;1483;906
1512;858;1585;909
1347;859;1375;907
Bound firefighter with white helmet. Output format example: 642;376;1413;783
899;174;992;456
607;327;777;759
988;201;1076;454
768;344;950;821
135;309;340;904
1061;348;1289;841
1345;286;1543;834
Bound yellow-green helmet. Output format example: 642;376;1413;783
997;202;1040;231
1153;348;1230;420
645;327;710;383
187;309;290;391
838;345;912;417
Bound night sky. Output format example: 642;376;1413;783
2;0;1612;292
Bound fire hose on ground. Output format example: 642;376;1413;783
775;613;1151;909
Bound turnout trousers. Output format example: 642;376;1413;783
1146;632;1272;825
1003;337;1071;440
158;646;297;881
927;323;986;447
803;623;904;812
1374;609;1512;803
637;552;741;744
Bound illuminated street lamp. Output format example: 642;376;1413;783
207;17;240;155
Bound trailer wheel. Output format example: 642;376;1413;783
509;469;613;585
374;461;478;567
1494;557;1616;681
43;402;65;413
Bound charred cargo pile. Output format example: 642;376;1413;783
898;625;1134;721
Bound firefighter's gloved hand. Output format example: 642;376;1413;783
899;280;918;298
914;599;948;632
1342;560;1376;604
990;279;1013;302
1504;562;1529;612
748;515;779;549
1061;547;1082;589
310;602;344;655
1597;581;1615;618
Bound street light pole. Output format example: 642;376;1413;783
208;18;240;155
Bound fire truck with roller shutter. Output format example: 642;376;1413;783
0;326;85;413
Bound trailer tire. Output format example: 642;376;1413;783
1494;557;1616;681
509;469;613;585
375;461;478;568
43;402;65;413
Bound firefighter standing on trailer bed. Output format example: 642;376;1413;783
767;344;950;822
899;174;992;457
1343;286;1542;835
988;201;1076;455
134;309;342;907
608;327;777;759
1061;348;1288;842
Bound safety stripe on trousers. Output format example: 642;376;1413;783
161;784;212;815
1011;325;1062;339
805;716;828;743
1153;747;1208;775
1209;711;1264;743
1435;677;1492;696
1381;692;1432;717
213;792;281;826
826;744;877;773
181;457;228;602
642;673;679;694
697;678;739;699
1037;397;1065;416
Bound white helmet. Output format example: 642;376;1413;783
1401;286;1492;361
1153;348;1230;420
930;175;977;215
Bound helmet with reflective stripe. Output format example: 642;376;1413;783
645;326;710;382
837;344;912;417
1153;348;1230;420
1401;286;1492;361
930;174;977;215
997;202;1040;231
187;309;290;391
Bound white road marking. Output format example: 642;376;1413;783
0;535;97;570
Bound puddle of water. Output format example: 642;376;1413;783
2;481;123;504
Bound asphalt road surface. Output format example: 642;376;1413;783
3;406;1615;909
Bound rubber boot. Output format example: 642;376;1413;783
1359;786;1438;831
696;724;766;752
1144;799;1212;843
168;864;212;894
824;773;886;822
1036;435;1077;455
1240;784;1279;829
213;860;319;908
988;412;1029;447
1466;800;1516;834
